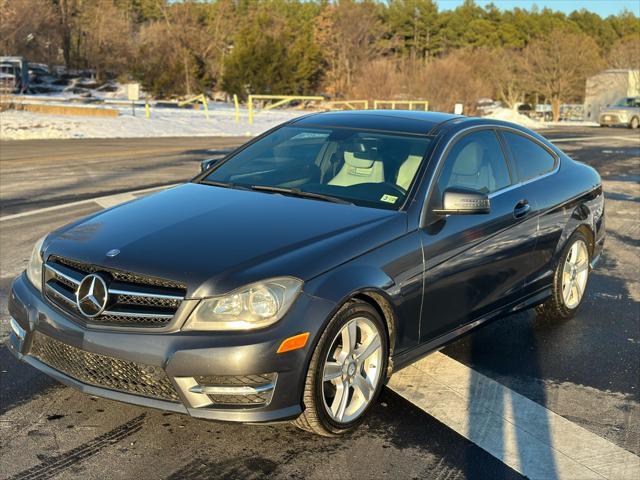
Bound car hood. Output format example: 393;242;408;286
46;183;406;298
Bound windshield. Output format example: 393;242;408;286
200;126;432;210
614;97;640;107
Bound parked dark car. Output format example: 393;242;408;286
9;111;605;436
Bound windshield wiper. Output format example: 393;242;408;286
250;185;353;205
200;180;251;191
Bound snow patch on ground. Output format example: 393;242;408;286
0;105;305;140
482;107;544;129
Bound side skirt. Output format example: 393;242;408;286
390;286;552;374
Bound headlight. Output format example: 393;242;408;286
26;235;47;292
183;277;303;331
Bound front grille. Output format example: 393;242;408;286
30;333;180;402
600;114;620;123
43;256;185;329
54;256;184;289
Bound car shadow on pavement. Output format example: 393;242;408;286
0;344;59;415
163;388;524;480
465;323;557;479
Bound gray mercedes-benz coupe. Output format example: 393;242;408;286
9;111;605;436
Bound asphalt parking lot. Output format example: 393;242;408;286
0;126;638;479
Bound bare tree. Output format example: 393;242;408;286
54;0;81;69
412;49;494;113
523;30;604;122
609;35;640;86
0;0;61;64
77;0;134;80
315;0;385;97
484;48;525;109
350;58;403;100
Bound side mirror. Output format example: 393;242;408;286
200;148;236;172
433;187;490;215
200;157;221;172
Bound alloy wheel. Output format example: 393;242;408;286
561;239;589;309
321;316;383;423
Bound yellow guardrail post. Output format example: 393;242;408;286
248;95;324;124
373;100;429;111
323;100;369;111
145;98;150;118
233;94;240;124
202;94;209;119
178;94;210;118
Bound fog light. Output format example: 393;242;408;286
9;317;25;340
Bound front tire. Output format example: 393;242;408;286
293;299;388;436
536;231;591;320
629;117;639;129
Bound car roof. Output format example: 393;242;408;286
291;110;463;136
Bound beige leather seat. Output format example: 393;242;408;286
396;155;423;190
446;142;494;193
328;149;384;186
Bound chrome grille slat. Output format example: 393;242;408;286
43;256;186;329
44;263;82;286
45;281;77;306
102;309;174;319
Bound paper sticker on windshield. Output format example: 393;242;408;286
380;194;398;204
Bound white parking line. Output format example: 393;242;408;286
0;184;177;222
388;352;640;480
551;136;640;143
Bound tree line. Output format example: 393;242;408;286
1;0;639;118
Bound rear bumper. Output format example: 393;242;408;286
8;273;336;423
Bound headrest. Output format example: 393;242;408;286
344;150;375;169
452;142;482;176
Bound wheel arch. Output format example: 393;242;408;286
553;192;600;262
351;290;398;377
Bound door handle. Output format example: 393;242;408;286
513;200;531;218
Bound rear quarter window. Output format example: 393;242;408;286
502;131;556;182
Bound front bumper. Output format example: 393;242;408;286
8;273;336;423
599;114;628;126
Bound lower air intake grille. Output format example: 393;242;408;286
30;333;180;402
194;373;275;406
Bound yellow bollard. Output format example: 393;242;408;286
248;95;253;125
145;98;150;119
233;94;240;124
202;95;210;119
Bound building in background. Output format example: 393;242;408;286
584;69;640;121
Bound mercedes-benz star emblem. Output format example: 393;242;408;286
106;249;120;257
76;274;109;318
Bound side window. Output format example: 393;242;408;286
438;130;511;195
502;131;556;182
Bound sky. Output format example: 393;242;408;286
437;1;639;16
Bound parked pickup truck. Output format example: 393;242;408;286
599;97;640;129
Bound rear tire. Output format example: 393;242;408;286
293;299;388;436
536;231;591;321
629;117;639;129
